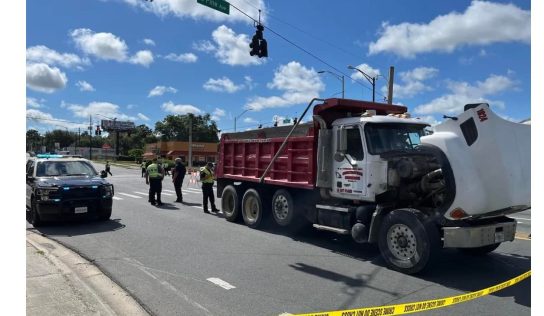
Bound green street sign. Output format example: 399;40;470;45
197;0;230;15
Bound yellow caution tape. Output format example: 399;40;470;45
283;270;530;316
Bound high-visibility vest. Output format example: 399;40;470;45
200;167;214;183
147;163;162;179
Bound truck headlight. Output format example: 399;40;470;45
36;188;59;201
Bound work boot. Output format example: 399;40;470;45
203;209;210;214
157;201;163;206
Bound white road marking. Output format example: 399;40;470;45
161;192;174;196
206;278;236;290
163;189;176;193
112;196;123;200
133;191;148;196
191;206;202;209
182;190;199;194
186;188;202;193
118;192;142;199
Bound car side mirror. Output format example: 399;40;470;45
26;174;34;181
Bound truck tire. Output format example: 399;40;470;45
242;188;265;228
458;243;501;255
222;185;241;222
378;209;439;274
30;197;43;227
271;189;296;227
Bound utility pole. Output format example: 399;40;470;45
88;115;92;160
188;115;193;170
388;66;395;105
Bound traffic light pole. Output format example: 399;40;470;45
89;115;92;160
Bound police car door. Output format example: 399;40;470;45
26;160;35;207
331;124;367;199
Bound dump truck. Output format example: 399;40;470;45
215;98;530;274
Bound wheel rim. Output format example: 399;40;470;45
223;193;235;216
273;195;289;220
387;224;418;261
244;195;259;223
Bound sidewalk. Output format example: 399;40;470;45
26;231;149;316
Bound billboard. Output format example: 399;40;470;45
101;120;135;131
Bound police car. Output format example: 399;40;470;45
26;154;114;226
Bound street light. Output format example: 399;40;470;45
234;109;252;132
317;70;345;98
348;65;376;102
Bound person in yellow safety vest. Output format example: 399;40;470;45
146;157;164;206
141;160;147;178
200;162;218;213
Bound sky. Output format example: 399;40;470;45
26;0;531;134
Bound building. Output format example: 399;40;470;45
143;141;219;164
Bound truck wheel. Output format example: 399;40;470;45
459;243;501;255
30;197;43;227
222;185;241;222
271;189;296;227
242;189;264;228
378;210;439;274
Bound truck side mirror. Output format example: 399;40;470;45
337;126;347;152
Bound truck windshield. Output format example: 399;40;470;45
36;161;98;177
365;123;427;155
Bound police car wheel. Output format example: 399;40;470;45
30;197;42;227
98;208;112;221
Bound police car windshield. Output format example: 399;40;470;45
36;161;98;177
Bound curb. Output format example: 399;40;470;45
26;231;149;316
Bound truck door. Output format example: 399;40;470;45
331;124;367;199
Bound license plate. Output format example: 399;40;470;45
74;206;88;214
495;231;505;243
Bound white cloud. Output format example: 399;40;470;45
71;28;128;61
349;63;381;81
65;101;137;121
244;76;256;90
211;108;226;121
164;53;198;63
161;101;202;115
126;0;267;23
76;80;95;92
246;61;325;111
26;45;90;69
27;97;44;108
381;67;439;99
137;113;150;121
127;104;137;110
192;40;216;53
369;1;531;58
203;77;244;93
26;63;68;93
143;38;156;46
414;74;517;115
243;117;257;124
212;25;263;66
26;109;87;130
148;86;178;97
129;50;154;67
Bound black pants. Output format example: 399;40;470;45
141;168;146;177
174;178;184;201
149;178;162;203
106;168;113;176
202;183;216;211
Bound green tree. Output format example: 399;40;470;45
155;114;219;142
128;148;144;160
44;130;76;151
26;129;43;151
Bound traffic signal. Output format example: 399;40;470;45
95;126;102;136
249;24;268;58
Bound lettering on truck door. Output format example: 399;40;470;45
332;124;368;199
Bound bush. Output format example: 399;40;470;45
117;155;134;161
128;148;144;160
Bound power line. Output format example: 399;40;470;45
226;1;386;98
232;0;364;61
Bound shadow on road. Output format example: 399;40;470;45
28;218;126;237
257;221;530;308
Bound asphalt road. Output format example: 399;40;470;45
27;163;531;316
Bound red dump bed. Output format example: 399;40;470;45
216;123;316;189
